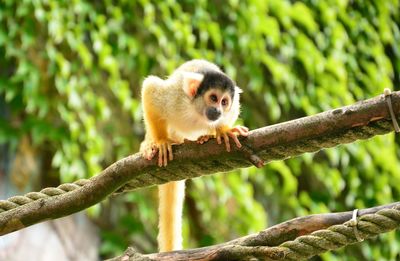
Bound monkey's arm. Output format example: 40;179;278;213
140;76;174;167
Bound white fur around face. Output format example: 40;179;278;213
167;88;242;142
167;104;214;141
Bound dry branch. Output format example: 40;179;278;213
0;91;399;236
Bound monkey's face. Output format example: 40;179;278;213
194;89;233;123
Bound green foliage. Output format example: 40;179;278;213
1;0;399;259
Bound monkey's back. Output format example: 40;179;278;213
175;59;221;73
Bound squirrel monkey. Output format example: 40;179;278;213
140;59;249;252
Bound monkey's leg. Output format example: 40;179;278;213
140;77;175;166
140;114;169;164
142;115;174;167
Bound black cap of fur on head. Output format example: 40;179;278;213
195;70;235;99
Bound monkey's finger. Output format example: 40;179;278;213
205;135;213;142
216;133;222;145
228;132;242;148
163;144;168;167
196;136;204;144
158;145;163;167
223;133;231;152
232;126;244;132
198;135;211;144
232;126;249;136
168;143;173;161
239;126;250;135
230;127;240;135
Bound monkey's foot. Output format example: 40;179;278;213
196;135;214;144
154;140;175;167
216;125;249;152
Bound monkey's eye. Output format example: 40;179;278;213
221;98;228;106
210;94;218;103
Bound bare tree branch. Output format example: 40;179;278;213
0;91;399;236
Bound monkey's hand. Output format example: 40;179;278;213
216;125;249;152
141;139;176;167
156;140;175;167
196;135;214;144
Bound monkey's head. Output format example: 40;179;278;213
182;70;241;124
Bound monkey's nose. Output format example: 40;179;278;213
206;107;221;121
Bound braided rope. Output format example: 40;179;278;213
0;122;395;214
119;120;395;192
278;205;400;260
0;179;89;213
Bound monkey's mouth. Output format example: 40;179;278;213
206;115;220;122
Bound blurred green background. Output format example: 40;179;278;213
1;0;400;260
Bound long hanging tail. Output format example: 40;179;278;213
157;180;186;252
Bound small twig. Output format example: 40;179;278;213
241;144;265;168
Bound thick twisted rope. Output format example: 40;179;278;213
133;123;393;193
0;122;393;214
279;205;400;260
0;179;89;213
114;203;400;261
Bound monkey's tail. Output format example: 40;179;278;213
158;180;185;252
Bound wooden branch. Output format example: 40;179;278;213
108;202;400;261
1;91;399;236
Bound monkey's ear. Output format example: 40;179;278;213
235;86;243;94
182;72;204;98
